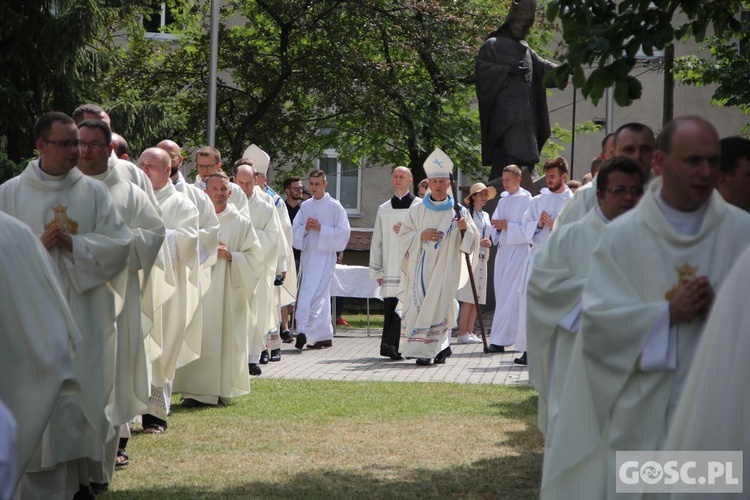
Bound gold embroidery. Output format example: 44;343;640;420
45;205;79;235
665;263;698;300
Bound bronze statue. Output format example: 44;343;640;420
476;0;560;182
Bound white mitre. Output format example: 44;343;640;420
423;148;454;195
243;144;270;175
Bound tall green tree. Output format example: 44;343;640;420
0;0;154;179
546;0;749;106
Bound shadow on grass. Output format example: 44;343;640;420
105;450;542;499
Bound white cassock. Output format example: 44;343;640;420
541;179;750;500
92;167;165;426
456;209;491;304
398;198;478;359
149;182;200;420
0;213;79;494
527;207;605;441
369;196;421;298
109;153;160;214
242;191;281;360
194;176;249;216
292;193;351;343
554;177;597;228
174;172;220;368
0;161;131;487
662;245;750;500
174;204;263;404
488;188;532;349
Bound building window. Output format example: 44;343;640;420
318;149;360;216
144;2;177;40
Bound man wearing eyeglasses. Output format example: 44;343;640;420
539;116;750;499
0;112;132;499
555;122;656;228
77;119;165;487
192;146;249;216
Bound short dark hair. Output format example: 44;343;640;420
283;176;301;189
33;112;75;141
196;146;221;163
720;136;750;175
543;156;568;175
590;156;603;175
77;119;112;145
657;116;718;155
597;156;646;192
601;132;615;152
309;169;326;180
206;171;230;188
112;133;129;158
613;123;655;149
72;104;106;124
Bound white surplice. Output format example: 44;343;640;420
488;188;532;349
0;161;131;473
542;179;750;500
663;245;750;500
527;207;605;441
369;196;421;298
0;213;79;493
292;194;351;342
174;205;263;403
522;186;572;249
398;198;479;359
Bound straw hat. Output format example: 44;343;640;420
464;182;497;205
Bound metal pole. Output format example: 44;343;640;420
207;0;219;146
605;85;614;134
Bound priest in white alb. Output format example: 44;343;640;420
76;119;165;483
175;173;263;405
527;157;645;448
0;112;132;498
369;166;420;360
292;169;351;349
0;212;80;498
192;145;249;215
138;147;200;435
398;149;478;366
540;116;750;500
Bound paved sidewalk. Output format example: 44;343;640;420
261;329;529;386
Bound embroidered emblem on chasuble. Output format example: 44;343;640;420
46;204;79;235
665;263;699;300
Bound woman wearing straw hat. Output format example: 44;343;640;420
456;183;496;344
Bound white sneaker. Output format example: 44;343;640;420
456;333;482;344
469;333;483;343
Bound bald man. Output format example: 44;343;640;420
369;166;420;360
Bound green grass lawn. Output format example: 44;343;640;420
109;379;543;499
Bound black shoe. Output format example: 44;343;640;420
379;343;403;360
295;333;307;349
487;344;505;353
248;363;262;376
90;483;108;495
259;351;270;364
416;358;432;366
182;398;212;408
74;485;94;500
280;330;293;343
514;351;528;365
434;346;453;364
270;349;281;362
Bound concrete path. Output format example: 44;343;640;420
261;328;529;386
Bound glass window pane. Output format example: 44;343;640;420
339;161;358;209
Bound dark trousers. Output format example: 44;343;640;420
381;297;401;348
